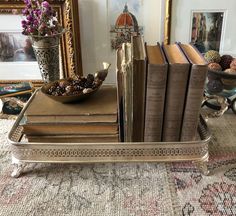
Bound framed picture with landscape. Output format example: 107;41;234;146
164;0;236;56
0;0;82;85
190;11;224;53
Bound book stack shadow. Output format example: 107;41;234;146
117;36;208;142
21;85;119;143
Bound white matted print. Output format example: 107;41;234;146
0;32;36;62
0;14;41;80
109;0;144;50
79;0;161;83
190;11;224;53
170;0;236;56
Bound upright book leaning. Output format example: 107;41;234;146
116;47;124;142
162;44;190;141
116;43;133;142
144;43;168;142
178;43;208;141
132;36;147;142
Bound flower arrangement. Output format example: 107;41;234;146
21;0;63;36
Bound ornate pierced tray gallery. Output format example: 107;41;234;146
8;91;211;178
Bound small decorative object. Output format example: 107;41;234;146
207;63;222;81
219;54;233;70
21;0;65;83
206;79;223;94
224;68;236;74
204;50;221;63
0;82;33;98
41;62;111;103
1;94;31;115
208;62;222;71
230;59;236;70
204;52;236;115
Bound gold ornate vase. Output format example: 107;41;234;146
30;30;65;83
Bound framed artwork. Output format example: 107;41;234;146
109;0;144;50
0;32;36;62
0;0;82;85
78;0;161;83
190;11;224;53
164;0;236;55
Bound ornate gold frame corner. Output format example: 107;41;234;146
0;0;82;85
164;0;172;45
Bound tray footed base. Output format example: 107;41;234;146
11;156;210;178
9;122;211;178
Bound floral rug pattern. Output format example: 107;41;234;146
0;153;177;216
0;114;236;216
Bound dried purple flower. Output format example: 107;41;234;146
22;9;29;15
41;1;50;8
26;15;33;21
21;0;63;36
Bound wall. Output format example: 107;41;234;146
78;0;163;83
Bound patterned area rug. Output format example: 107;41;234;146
169;114;236;216
0;114;236;216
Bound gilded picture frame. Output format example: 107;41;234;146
0;0;82;85
164;0;172;45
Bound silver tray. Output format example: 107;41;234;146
8;90;211;177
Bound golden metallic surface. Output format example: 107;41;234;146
164;0;172;45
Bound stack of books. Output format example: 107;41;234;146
21;85;119;143
117;36;208;142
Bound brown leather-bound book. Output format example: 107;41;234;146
24;85;117;124
22;122;118;135
132;36;147;142
178;43;208;141
162;44;190;141
27;134;119;143
144;43;168;142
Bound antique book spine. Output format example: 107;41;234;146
116;43;133;142
27;134;119;143
180;65;207;141
179;44;208;141
25;114;118;124
116;47;125;142
132;36;147;142
162;45;190;141
144;45;168;142
22;123;118;135
122;43;133;142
